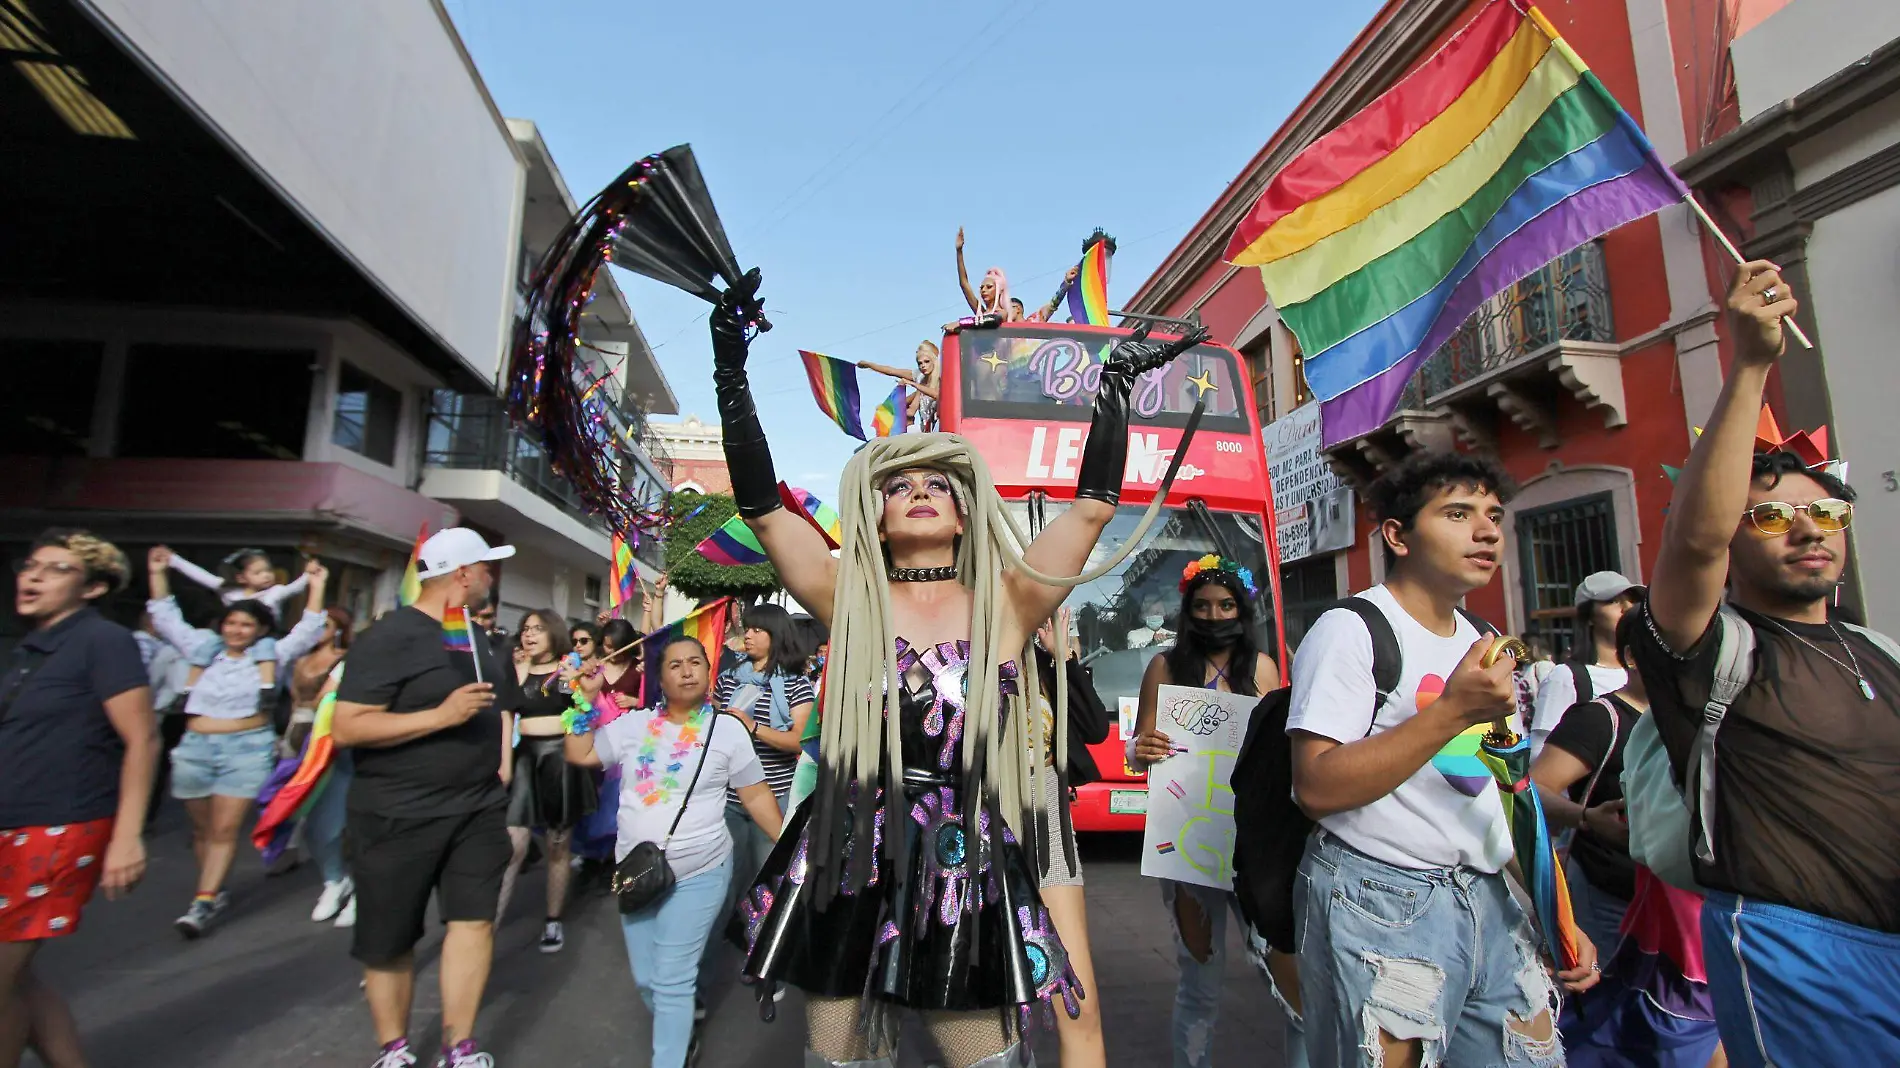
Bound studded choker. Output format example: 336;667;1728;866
887;565;960;583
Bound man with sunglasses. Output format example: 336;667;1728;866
1638;261;1900;1068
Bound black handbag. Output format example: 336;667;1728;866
613;709;721;914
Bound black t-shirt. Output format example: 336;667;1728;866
514;668;570;719
0;608;149;827
1632;602;1900;933
337;606;523;818
1544;693;1638;901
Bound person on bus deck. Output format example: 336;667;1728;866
1130;558;1281;1068
954;226;1016;323
1023;267;1081;323
1526;571;1641;756
858;341;942;433
709;270;1194;1067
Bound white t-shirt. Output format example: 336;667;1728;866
1527;663;1627;758
593;708;765;881
1285;584;1512;872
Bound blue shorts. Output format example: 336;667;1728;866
1295;831;1562;1068
170;727;277;800
1703;891;1900;1068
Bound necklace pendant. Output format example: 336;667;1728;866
1860;678;1878;701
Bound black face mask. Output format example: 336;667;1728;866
1184;616;1244;649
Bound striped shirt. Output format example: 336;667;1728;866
714;670;813;801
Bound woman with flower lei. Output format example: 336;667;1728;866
564;635;782;1068
1129;555;1282;1068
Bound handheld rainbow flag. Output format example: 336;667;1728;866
610;534;638;610
873;383;906;437
399;524;427;607
1225;1;1690;447
639;598;733;706
254;666;343;860
781;484;844;549
442;605;472;652
798;349;867;440
1064;231;1114;327
696;514;770;566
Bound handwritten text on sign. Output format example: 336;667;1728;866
1140;685;1256;890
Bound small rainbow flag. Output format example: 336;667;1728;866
1065;232;1113;326
1225;2;1688;447
399;524;427;607
780;484;844;549
254;666;343;859
873;383;905;437
442;605;472;652
640;598;733;706
609;534;637;609
798;349;866;440
696;514;769;566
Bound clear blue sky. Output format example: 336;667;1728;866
447;0;1384;493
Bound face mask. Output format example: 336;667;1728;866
1144;614;1165;630
1185;617;1244;649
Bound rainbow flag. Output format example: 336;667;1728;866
640;598;733;706
798;349;866;440
442;605;472;652
399;524;427;607
610;534;637;609
253;666;343;859
696;514;769;566
1065;234;1113;326
780;484;844;549
873;383;906;437
1225;1;1688;447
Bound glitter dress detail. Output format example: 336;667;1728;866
735;638;1082;1022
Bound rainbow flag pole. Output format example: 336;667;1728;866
1226;0;1696;447
1064;231;1114;326
798;349;867;440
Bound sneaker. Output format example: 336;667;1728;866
435;1040;495;1068
538;920;564;954
334;895;357;928
312;877;354;922
174;893;228;939
370;1039;417;1068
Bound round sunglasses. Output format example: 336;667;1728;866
1743;498;1853;535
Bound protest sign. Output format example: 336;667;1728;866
1139;684;1255;889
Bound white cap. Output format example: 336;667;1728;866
1574;570;1643;607
415;528;515;580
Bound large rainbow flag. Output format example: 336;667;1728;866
798;349;866;440
1065;233;1113;326
1225;1;1689;447
253;666;342;860
640;597;733;706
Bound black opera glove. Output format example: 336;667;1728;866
1073;324;1212;506
711;270;783;519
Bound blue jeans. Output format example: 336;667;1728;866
1295;832;1561;1068
1162;878;1301;1068
305;751;354;883
621;856;733;1068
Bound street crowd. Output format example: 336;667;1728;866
1;264;1894;1068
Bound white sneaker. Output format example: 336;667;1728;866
334;895;357;928
539;920;565;954
312;877;354;922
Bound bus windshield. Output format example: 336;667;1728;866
1008;500;1274;718
960;326;1250;431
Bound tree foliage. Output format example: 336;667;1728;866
661;492;780;600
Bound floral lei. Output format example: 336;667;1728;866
1179;553;1256;596
629;703;714;809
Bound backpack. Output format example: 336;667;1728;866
1567;660;1595;704
1623;605;1900;890
1231;596;1494;952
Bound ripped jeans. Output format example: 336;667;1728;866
1160;879;1306;1068
1294;832;1562;1068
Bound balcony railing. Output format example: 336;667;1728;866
1396;242;1613;411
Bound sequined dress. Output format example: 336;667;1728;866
737;638;1081;1022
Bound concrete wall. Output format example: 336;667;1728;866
1731;0;1900;122
80;0;525;384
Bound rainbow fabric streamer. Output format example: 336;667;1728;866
640;598;733;706
1065;237;1112;326
610;534;637;610
1225;1;1689;447
399;524;427;607
696;514;769;566
253;667;342;859
798;349;866;440
442;605;472;652
873;383;906;437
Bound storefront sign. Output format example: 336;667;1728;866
1264;402;1351;562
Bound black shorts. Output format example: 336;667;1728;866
347;804;510;966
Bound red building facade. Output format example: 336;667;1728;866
1128;0;1831;653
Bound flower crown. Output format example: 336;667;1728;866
1180;554;1257;597
1663;405;1848;484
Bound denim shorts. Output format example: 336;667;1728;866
170;727;278;801
1294;831;1562;1068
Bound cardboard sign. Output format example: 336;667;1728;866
1139;684;1255;889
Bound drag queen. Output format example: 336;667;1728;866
709;275;1199;1067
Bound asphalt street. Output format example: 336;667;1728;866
25;808;1291;1067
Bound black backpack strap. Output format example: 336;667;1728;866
1569;659;1594;703
1336;597;1402;738
1454;606;1498;636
